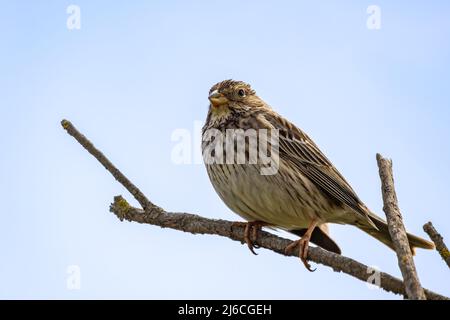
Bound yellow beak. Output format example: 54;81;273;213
208;90;228;107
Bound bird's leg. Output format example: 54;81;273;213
231;221;267;255
285;219;318;272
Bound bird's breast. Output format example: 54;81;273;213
205;162;335;229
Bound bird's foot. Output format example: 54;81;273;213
232;221;266;255
285;219;318;272
285;238;316;272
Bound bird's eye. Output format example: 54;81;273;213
237;89;246;97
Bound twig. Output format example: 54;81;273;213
61;119;157;213
376;153;426;300
423;222;450;269
61;119;448;300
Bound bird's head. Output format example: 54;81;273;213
207;80;267;116
208;80;255;107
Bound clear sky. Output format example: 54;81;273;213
1;1;449;299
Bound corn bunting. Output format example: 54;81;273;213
202;79;433;271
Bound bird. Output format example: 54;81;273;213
201;79;434;271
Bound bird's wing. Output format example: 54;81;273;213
267;114;376;226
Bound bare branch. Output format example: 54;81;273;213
423;222;450;269
61;119;448;300
109;196;447;300
61;119;158;213
376;153;426;300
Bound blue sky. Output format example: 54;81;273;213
0;1;449;299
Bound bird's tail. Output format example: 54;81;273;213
357;214;434;255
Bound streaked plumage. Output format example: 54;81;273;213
202;80;433;268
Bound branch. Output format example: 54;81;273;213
61;119;155;211
109;196;447;300
423;222;450;269
61;119;448;300
376;154;426;300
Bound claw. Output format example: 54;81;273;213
252;224;262;249
244;223;258;255
285;238;316;272
299;238;316;272
232;221;267;255
285;219;318;272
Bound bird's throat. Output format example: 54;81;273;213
209;105;232;124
